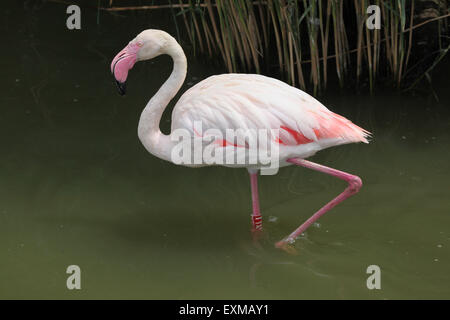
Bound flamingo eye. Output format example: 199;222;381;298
136;41;143;47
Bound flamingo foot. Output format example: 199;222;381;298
251;228;264;243
275;239;298;255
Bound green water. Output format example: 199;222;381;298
1;2;449;299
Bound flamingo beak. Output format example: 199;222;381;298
111;43;140;96
115;79;126;96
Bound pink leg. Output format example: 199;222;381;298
249;170;263;233
275;158;362;249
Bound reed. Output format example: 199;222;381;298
100;0;449;93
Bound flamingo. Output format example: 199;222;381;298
111;29;370;252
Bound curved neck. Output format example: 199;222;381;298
138;40;187;162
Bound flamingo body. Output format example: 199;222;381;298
111;29;370;251
172;73;369;167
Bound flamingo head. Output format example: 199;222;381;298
111;29;170;95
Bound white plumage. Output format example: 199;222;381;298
172;73;369;165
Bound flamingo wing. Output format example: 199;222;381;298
171;74;370;149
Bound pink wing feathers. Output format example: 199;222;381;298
171;74;370;148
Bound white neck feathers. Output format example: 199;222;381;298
137;38;187;162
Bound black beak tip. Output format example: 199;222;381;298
115;80;126;96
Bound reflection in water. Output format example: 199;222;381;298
0;2;449;299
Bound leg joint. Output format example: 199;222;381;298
347;175;363;193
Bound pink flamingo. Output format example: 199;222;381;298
111;30;370;252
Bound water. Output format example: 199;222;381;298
1;2;449;299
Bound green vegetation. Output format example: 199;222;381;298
100;0;449;94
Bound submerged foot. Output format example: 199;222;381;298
275;239;298;255
251;228;264;247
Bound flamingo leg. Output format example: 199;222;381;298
276;158;362;250
248;171;263;234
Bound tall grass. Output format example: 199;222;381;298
101;0;449;93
